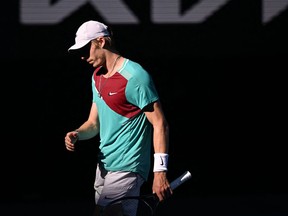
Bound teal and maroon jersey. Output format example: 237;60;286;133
92;58;159;180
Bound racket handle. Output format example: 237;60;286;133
170;171;192;190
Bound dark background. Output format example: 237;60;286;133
1;1;287;215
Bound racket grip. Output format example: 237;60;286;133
170;171;192;190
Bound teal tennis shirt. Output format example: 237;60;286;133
92;59;159;181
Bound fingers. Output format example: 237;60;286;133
64;133;76;151
65;140;75;151
154;183;172;201
162;186;172;200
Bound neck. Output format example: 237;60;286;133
104;55;121;77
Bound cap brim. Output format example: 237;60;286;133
68;40;91;52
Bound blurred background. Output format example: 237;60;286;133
1;1;287;215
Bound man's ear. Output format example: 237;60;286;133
95;37;106;48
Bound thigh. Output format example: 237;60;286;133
97;170;145;215
94;164;107;204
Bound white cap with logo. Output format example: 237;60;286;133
68;20;110;51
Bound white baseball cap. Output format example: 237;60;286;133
68;20;110;51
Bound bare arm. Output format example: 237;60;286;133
144;100;172;201
75;102;100;140
64;102;100;151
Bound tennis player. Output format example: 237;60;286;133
64;20;172;216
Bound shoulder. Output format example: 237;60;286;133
121;59;150;81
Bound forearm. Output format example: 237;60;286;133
75;120;99;140
153;123;169;172
152;125;172;200
153;123;169;153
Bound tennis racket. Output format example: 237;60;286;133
102;170;192;216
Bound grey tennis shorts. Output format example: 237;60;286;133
94;163;145;215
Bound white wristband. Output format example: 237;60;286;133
153;153;168;172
